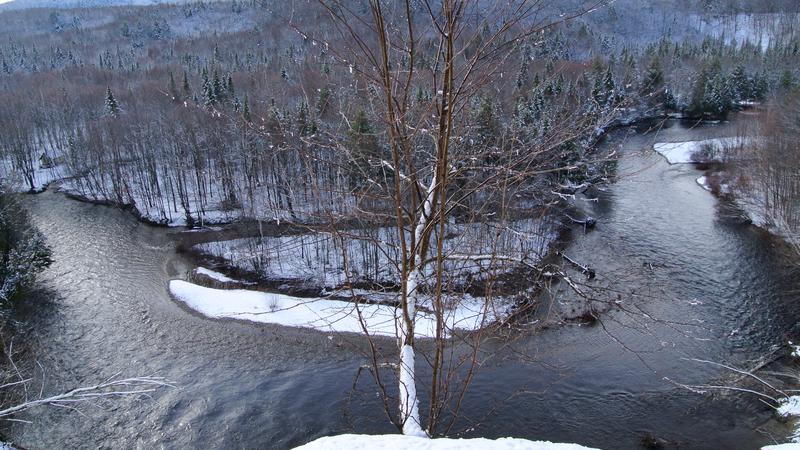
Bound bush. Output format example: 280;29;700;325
0;190;52;315
690;142;720;164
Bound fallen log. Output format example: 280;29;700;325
557;251;596;280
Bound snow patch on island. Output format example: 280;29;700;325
194;267;237;283
696;176;711;192
293;434;599;450
772;395;800;446
653;137;752;164
169;280;505;337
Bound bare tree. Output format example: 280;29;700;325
314;0;609;437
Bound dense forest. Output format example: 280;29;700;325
0;0;798;228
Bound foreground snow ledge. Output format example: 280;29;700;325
293;434;599;450
169;280;495;337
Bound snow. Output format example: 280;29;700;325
653;137;752;164
0;159;68;193
690;13;800;52
193;267;236;283
293;434;598;450
763;445;800;450
193;217;556;288
778;396;800;418
773;396;800;446
399;344;426;437
696;176;711;192
169;280;504;337
790;341;800;358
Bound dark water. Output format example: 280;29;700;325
7;118;800;449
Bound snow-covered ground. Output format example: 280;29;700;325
57;172;241;227
690;13;800;51
653;137;752;164
293;434;598;450
0;159;69;193
774;395;800;445
193;267;237;283
169;280;506;337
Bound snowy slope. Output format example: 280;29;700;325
293;435;599;450
0;0;218;10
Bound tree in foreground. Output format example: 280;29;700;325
314;0;609;437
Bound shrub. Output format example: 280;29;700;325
0;190;52;315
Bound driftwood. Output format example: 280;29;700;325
558;251;596;280
565;214;597;231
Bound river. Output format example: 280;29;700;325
6;117;800;449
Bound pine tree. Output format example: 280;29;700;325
348;109;380;186
201;67;210;95
212;70;225;100
602;67;615;105
105;86;120;117
475;97;499;149
779;69;795;91
226;75;234;98
168;71;180;101
296;102;315;136
242;95;251;122
640;58;664;96
203;82;216;107
316;86;330;114
182;71;191;97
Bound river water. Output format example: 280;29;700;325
7;117;800;449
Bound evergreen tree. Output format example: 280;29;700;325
603;67;615;105
316;86;330;114
182;71;191;97
475;97;500;149
640;58;664;96
297;101;311;136
779;69;795;91
730;65;750;101
242;95;251;122
212;70;225;100
168;71;180;101
226;74;235;98
105;86;120;117
348;109;380;186
203;82;216;106
201;67;210;95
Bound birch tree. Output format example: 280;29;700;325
316;0;608;437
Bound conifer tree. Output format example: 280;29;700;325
212;70;225;100
347;109;380;186
168;71;180;101
105;86;120;117
242;95;251;122
182;71;191;97
226;74;234;98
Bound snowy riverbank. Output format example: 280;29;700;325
293;434;599;450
